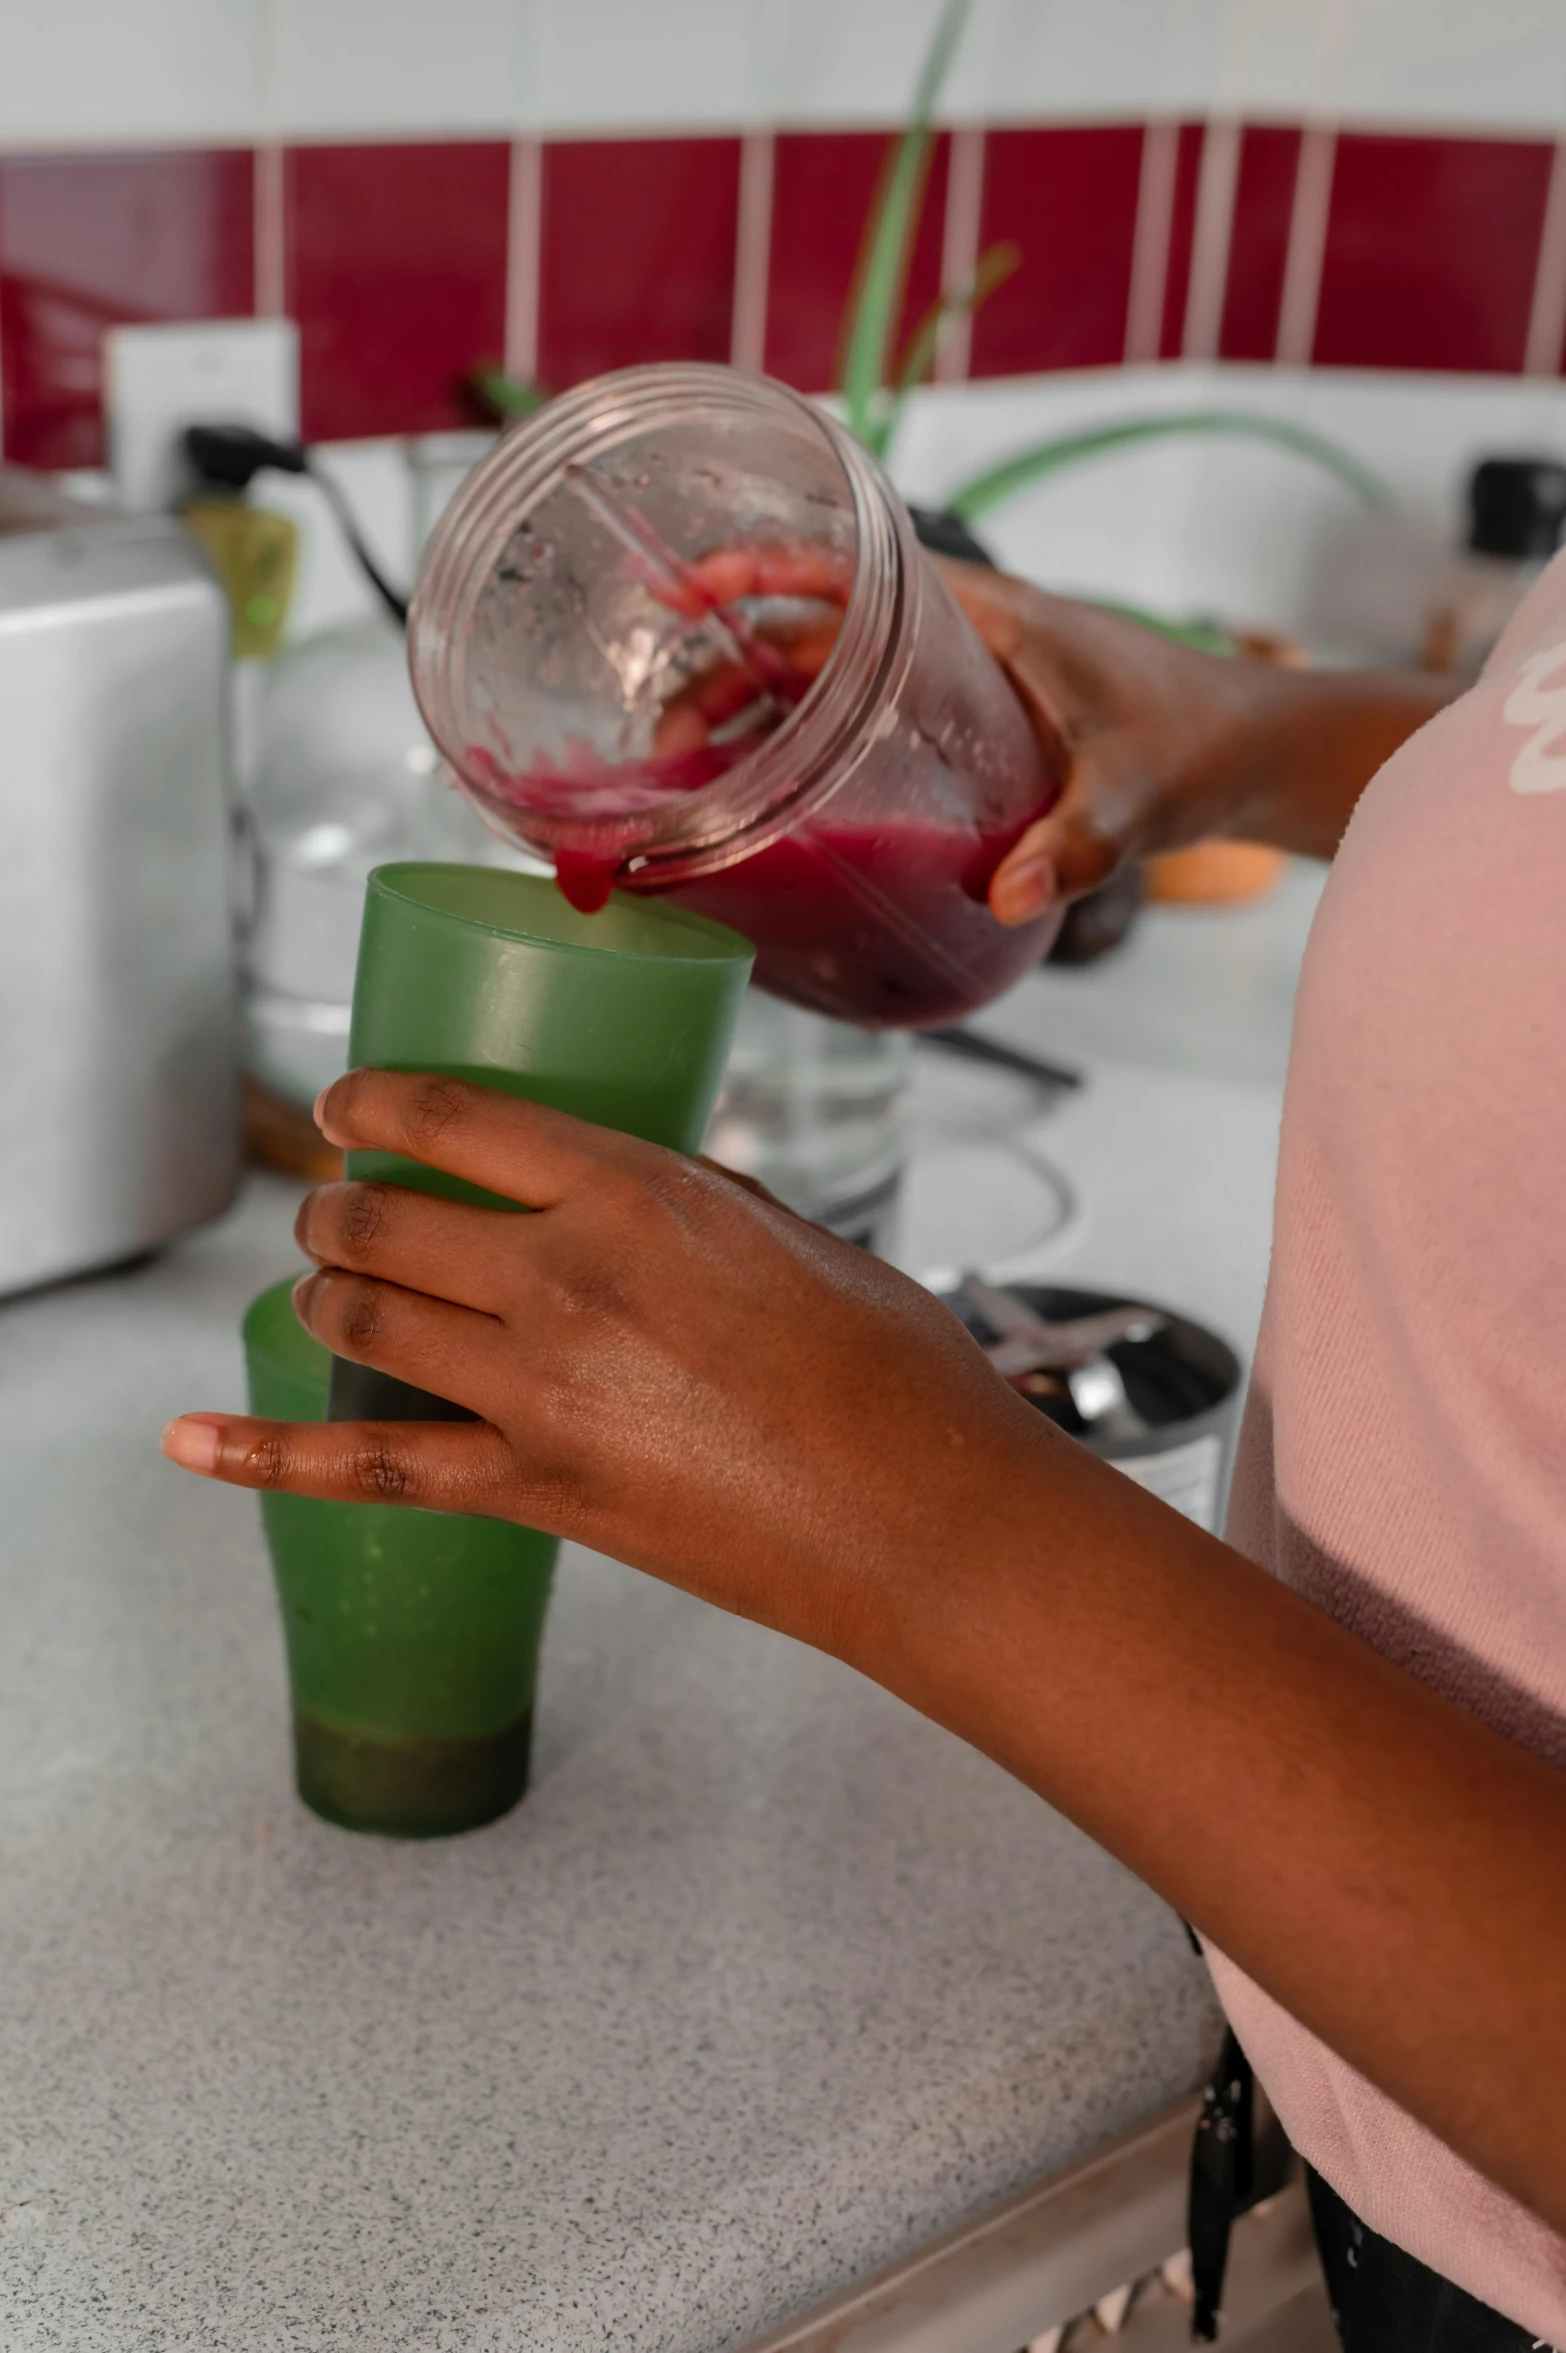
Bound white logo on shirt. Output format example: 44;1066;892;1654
1502;640;1566;793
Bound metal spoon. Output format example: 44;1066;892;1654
958;1275;1165;1378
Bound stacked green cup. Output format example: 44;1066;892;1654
253;863;753;1836
245;1280;559;1836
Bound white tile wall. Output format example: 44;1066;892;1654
883;363;1566;653
261;0;526;138
1332;0;1566;133
0;0;260;149
945;0;1224;127
3;0;1565;150
752;0;953;129
532;0;757;133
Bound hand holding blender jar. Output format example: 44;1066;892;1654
410;365;1064;1025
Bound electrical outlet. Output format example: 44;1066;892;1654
105;318;300;514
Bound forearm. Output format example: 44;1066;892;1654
1214;663;1460;858
848;1421;1566;2232
166;1068;1563;2229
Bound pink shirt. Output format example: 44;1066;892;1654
1209;554;1566;2336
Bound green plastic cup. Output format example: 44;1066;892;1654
244;1276;559;1837
327;863;754;1421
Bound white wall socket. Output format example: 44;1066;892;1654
105;318;300;513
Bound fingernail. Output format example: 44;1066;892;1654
312;1086;332;1132
161;1414;224;1474
993;854;1055;926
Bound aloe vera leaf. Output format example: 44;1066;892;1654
893;242;1021;402
944;411;1390;521
840;0;970;448
866;241;1019;464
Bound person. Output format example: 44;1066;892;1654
162;560;1566;2348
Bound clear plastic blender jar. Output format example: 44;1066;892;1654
409;365;1062;1029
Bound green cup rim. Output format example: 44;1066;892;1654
367;863;753;968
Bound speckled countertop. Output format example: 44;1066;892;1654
0;881;1316;2352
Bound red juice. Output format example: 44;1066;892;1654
467;749;1060;1023
645;813;1061;1027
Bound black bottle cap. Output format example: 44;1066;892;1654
1467;456;1566;561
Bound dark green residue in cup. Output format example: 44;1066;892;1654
243;1276;557;1837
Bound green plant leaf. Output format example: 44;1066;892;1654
861;240;1019;464
943;411;1391;521
885;239;1020;420
468;365;550;423
840;0;970;450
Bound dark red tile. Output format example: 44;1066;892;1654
539;137;741;390
763;130;949;394
1158;122;1207;359
1314;132;1552;373
968;126;1143;377
287;142;508;442
0;149;252;470
1219;125;1302;362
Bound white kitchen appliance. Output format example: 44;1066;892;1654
0;468;241;1296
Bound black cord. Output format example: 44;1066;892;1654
301;454;408;628
920;1026;1083;1092
182;423;409;629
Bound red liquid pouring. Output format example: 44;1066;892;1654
461;483;1060;1024
469;743;1057;1025
655;814;1053;1025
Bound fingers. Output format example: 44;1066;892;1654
295;1181;522;1314
291;1268;507;1412
314;1070;645;1204
989;821;1058;926
161;1410;514;1512
930;560;1141;916
988;797;1122;923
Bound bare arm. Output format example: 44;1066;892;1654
161;1075;1566;2235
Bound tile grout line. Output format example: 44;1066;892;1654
504;134;543;385
730;129;775;375
1523;136;1566;377
253;143;287;319
1125;121;1181;365
1181;118;1241;364
1275;122;1336;367
935;124;986;385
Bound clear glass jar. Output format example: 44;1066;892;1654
409;364;1063;1028
705;994;910;1250
242;616;540;1110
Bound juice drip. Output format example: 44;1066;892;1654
455;505;1060;1019
553;850;619;915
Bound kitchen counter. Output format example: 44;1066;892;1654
0;876;1316;2353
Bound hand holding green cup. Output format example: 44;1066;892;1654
252;862;753;1835
327;863;754;1422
